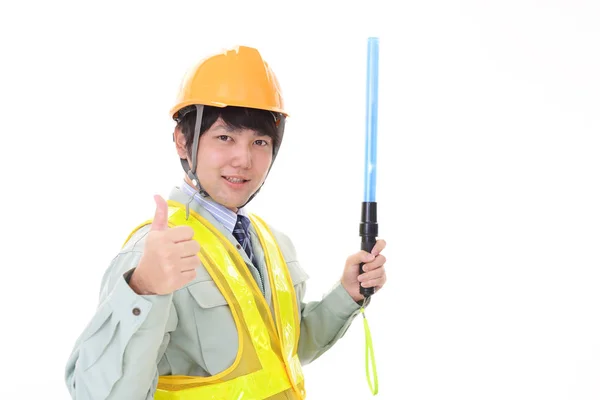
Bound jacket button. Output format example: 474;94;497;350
132;307;141;316
236;244;242;250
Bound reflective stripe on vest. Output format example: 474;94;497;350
124;201;305;399
249;213;303;390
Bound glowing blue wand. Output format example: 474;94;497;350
359;37;379;298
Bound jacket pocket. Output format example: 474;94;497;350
187;280;239;375
285;261;310;318
286;261;309;286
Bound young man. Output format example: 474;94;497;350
65;45;387;400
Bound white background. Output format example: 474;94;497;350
1;0;599;399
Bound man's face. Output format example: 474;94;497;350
190;118;274;211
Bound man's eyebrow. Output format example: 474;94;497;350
214;125;269;137
213;124;235;133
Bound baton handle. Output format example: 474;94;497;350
359;202;378;297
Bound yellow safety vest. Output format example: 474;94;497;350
125;201;306;400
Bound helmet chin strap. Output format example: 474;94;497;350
181;105;209;198
180;105;286;211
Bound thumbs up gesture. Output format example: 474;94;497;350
129;195;200;295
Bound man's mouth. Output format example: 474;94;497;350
222;176;250;184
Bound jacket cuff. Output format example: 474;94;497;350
108;273;173;330
322;281;362;319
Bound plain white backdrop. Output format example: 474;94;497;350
0;0;599;399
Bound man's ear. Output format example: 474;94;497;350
173;127;188;159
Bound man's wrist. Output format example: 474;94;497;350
126;268;154;295
124;268;135;284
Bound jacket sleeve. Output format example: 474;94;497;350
295;280;362;365
65;229;177;400
273;229;362;365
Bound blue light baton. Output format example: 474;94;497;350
359;37;379;298
358;37;379;396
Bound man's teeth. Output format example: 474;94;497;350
225;177;246;183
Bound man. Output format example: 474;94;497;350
65;45;387;399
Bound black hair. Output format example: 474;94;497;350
176;105;280;157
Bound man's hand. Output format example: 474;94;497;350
341;239;387;302
129;195;200;295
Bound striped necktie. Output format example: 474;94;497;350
232;214;254;262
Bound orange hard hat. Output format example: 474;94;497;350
170;46;287;121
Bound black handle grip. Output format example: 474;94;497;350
359;202;378;298
359;237;376;297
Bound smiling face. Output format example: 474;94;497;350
175;117;274;212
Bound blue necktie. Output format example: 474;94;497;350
232;214;254;262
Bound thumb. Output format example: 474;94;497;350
150;195;169;231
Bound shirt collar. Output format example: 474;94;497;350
180;180;248;233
